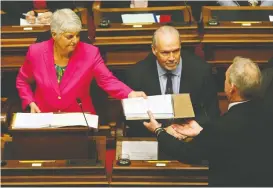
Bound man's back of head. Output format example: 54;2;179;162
225;56;262;102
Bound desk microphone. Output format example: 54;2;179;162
74;98;97;165
76;98;91;131
76;98;92;154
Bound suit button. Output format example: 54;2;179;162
58;96;61;100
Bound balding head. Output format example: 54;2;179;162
152;25;180;48
151;26;181;71
225;56;261;101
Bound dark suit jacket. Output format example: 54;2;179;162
260;67;273;112
125;50;220;137
158;99;273;186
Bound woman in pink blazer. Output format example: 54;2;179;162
16;8;146;113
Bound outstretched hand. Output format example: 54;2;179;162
165;125;188;140
172;120;203;138
128;91;147;99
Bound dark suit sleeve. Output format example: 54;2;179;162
157;128;212;162
156;118;228;162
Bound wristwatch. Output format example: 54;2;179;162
154;127;165;137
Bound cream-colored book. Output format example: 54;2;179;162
11;112;98;129
122;93;195;120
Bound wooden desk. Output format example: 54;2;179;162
1;136;108;187
111;137;208;186
202;6;273;66
1;160;108;187
1;8;88;71
111;160;208;186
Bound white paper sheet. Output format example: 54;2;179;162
12;113;98;129
121;13;156;24
13;113;53;128
122;94;174;119
121;141;158;160
52;113;98;128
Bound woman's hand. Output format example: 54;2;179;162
29;102;41;113
26;10;36;24
128;91;147;99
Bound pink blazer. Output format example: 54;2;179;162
16;39;132;114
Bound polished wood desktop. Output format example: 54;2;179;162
202;6;273;66
1;135;108;187
1;160;108;187
111;160;208;186
110;137;208;186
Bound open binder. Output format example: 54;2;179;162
122;93;195;120
11;112;98;129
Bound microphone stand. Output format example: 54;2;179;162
66;98;97;166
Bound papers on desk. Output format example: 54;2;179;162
121;141;158;160
12;113;98;129
121;13;157;24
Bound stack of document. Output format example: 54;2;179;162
122;94;174;120
122;94;195;120
12;113;98;129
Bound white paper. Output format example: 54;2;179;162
122;94;174;119
121;13;156;24
269;15;273;22
121;141;158;160
52;113;98;128
12;113;98;129
13;113;53;128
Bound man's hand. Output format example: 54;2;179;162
165;125;188;140
29;102;41;113
172;120;203;137
128;91;147;99
26;10;36;24
143;110;161;133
